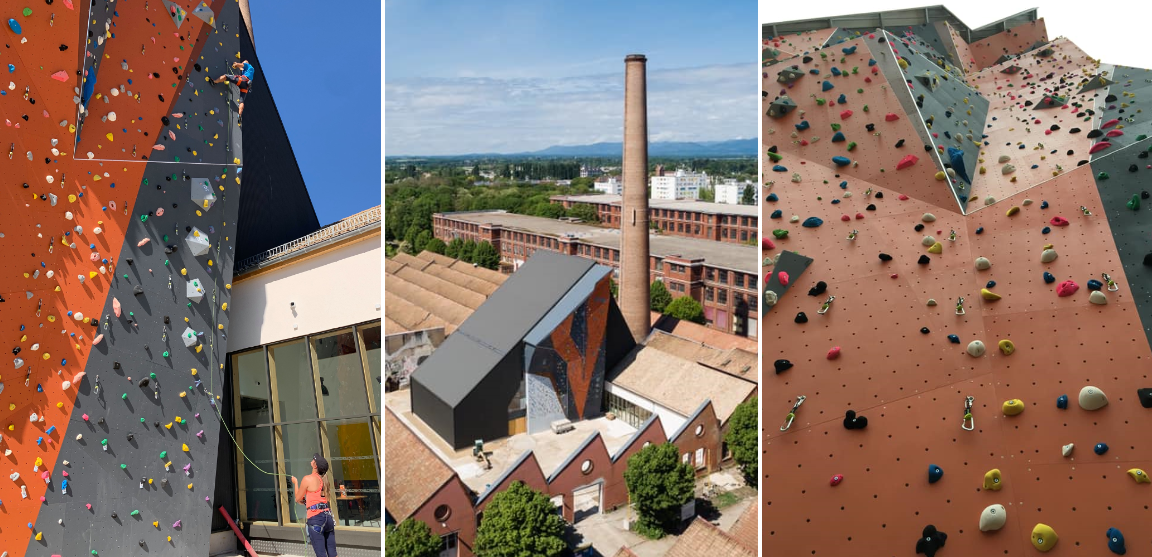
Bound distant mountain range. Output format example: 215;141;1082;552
388;139;757;159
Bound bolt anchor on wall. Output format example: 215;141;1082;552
818;295;835;315
781;395;806;431
955;296;965;315
962;396;975;431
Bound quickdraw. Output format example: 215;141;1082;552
961;396;975;431
955;296;965;316
818;295;835;315
1103;272;1119;292
780;395;806;431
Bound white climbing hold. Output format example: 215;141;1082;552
1089;290;1107;305
1062;443;1074;457
984;196;996;206
108;111;117;121
927;299;937;306
975;257;992;270
790;215;800;223
922;213;937;222
979;504;1007;532
967;340;986;357
93;227;102;234
61;381;71;390
765;290;778;307
1078;386;1108;410
1022;199;1033;206
64;211;73;220
998;155;1011;163
1041;249;1058;263
922;236;936;247
1002;164;1015;175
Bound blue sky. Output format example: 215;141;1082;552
384;0;757;156
249;1;381;225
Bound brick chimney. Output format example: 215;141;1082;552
621;54;651;344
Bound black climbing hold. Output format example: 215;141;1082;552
774;359;794;374
1144;191;1150;200
1105;94;1117;103
918;255;931;264
914;224;925;232
1050;124;1060;131
111;512;117;519
865;123;875;132
1144;253;1152;267
1087;129;1103;138
866;203;877;211
1077;159;1089;167
1140;151;1150;160
873;191;883;199
113;362;120;369
158;94;164;102
895;139;905;148
125;258;133;265
1130;164;1139;173
802;56;813;63
137;377;149;388
843;410;868;430
163;316;171;324
185;226;192;232
127;433;134;442
808;281;827;296
947;334;960;344
1069;127;1080;134
161;116;170;126
879;253;893;261
920;327;930;334
922;144;932;152
133;285;144;295
915;525;947;557
1138;388;1152;409
795;312;808;324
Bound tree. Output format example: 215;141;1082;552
473;241;501;270
664;296;705;324
623;443;695;538
424;237;447;255
385;244;398;258
649;281;672;313
385;518;442;557
445;237;464;259
414;230;433;254
741;184;756;205
459;239;478;263
530;202;566;219
474;481;566;557
566;203;600;224
398;240;414;255
725;397;758;486
697;185;715;202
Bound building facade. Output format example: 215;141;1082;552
593;176;623;195
431;211;758;338
714;179;756;205
551;194;758;244
649;168;710;200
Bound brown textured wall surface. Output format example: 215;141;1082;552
621;55;652;343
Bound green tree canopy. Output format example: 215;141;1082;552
664;296;705;324
649;281;672;313
474;481;566;557
414;230;433;254
385;518;442;557
473;241;501;270
459;239;478;263
741;184;756;205
424;238;447;255
566;203;600;224
697;185;715;202
725;396;758;486
530;202;566;219
445;237;464;259
623;443;695;538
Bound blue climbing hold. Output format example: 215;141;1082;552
947;334;960;344
1042;226;1051;234
822;80;834;92
808;68;820;75
1087;279;1103;291
36;384;42;392
46;426;55;434
770;209;782;219
1043;271;1056;284
832;131;846;142
7;18;20;34
1041;200;1049;209
1095;442;1109;455
772;165;788;172
830;67;842;77
1057;394;1068;409
868;58;876;66
796;120;810;131
837;94;847;104
802;217;824;228
986;281;996;289
975;227;984;234
842;45;857;55
947;147;972;184
840;181;848;189
1107;527;1126;555
832;156;851;167
928;464;944;483
767;193;779;202
1030;164;1039;169
831;199;841;204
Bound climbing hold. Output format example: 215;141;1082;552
879;253;893;261
829;474;844;486
1056;395;1068;409
1062;444;1074;457
1002;399;1024;416
918;255;931;265
1050;216;1069;226
827;346;841;360
1090;291;1108;305
1056;280;1078;297
1043;271;1055;284
794;312;808;324
927;299;937;307
808;282;828;296
998;340;1015;355
1094;443;1109;455
974;257;992;270
802;217;823;228
1006;206;1020;216
1079;386;1109;410
772;229;789;239
920;327;930;334
1107;528;1126;555
843;410;867;430
967;340;986;357
1139;388;1152;408
1087;279;1103;291
927;242;942;254
979;504;1006;532
921;213;936;222
980;289;1001;301
1127;468;1150;484
897;155;919;170
774;359;793;374
928;465;943;484
915;525;947;557
1127;194;1140;211
7;18;20;34
983;469;1002;490
1031;524;1058;552
947;334;959;344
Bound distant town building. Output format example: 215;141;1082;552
551;194;757;244
715;178;756;205
580;164;604;178
593;176;623;195
650;168;709;200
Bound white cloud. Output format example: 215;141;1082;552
385;63;754;156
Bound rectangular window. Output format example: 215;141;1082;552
232;350;278;523
706;269;714;281
705;288;714;302
322;418;381;528
740;231;747;241
718;289;728;305
311;329;371;418
734;274;744;288
749;295;757;307
269;340;318;422
279;422;324;524
718;270;728;284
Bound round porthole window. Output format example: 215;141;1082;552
642;441;651;448
581;460;594;474
433;504;451;522
695;424;705;437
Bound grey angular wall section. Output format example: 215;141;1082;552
26;162;241;557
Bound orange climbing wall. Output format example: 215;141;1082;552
764;27;837;65
968;19;1050;72
944;22;976;75
763;139;1152;553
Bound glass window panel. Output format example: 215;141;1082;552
312;329;371;418
279;422;323;524
269;340;318;422
238;428;278;522
234;350;271;427
323;419;381;528
360;324;383;413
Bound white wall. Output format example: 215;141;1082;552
605;382;686;437
228;233;382;352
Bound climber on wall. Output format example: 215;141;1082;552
212;60;255;120
291;453;338;556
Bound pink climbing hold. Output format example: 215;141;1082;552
92;334;103;346
779;272;790;286
762;238;776;250
86;503;92;510
1056;280;1079;297
137;237;151;247
1106;129;1124;138
885;113;900;121
830;474;844;486
841;215;850;221
855;213;864;219
840;109;853;120
827;346;842;359
898;194;910;200
73;371;86;385
1050;216;1069;226
152;144;166;151
50;71;68;82
896;154;918;170
63;0;74;9
113;297;122;317
62;471;68;477
1102;118;1120;129
1089;141;1112;154
82;413;89;421
169;130;177;141
173;520;182;528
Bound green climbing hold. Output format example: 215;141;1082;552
857;88;863;93
1128;194;1140;211
101;439;107;445
128;311;134;316
120;463;127;469
123;274;129;279
22;7;31;16
131;510;140;516
140;418;146;423
143;178;149;185
852;67;859;74
187;302;192;307
1137;134;1148;141
140;215;148;222
1098;171;1110;180
862;104;869;112
164;259;170;266
772;229;789;239
160;451;167;459
847;141;857;151
816;97;826;105
830;123;841;131
150;372;157;379
122;393;128;400
163;351;170;357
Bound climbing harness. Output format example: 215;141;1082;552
780;396;806;431
955;296;965;315
818;295;835;315
1103;272;1119;292
961;396;975;431
847;229;858;241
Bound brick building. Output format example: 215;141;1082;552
551;194;758;245
432;210;758;338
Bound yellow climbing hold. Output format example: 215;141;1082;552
1127;468;1150;483
165;422;173;429
1006;206;1020;216
47;315;55;322
57;402;64;408
998;340;1015;355
41;353;50;360
1031;523;1058;552
225;283;232;289
35;532;42;541
980;288;1001;301
187;483;194;490
927;242;943;254
221;302;228;311
168;536;172;542
182;443;190;452
983;468;1003;490
179;391;187;398
181;268;188;276
153;521;159;527
934;171;946;181
191;368;198;376
106;133;114;141
1002;399;1024;416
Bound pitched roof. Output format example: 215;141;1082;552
665;517;755;557
728;501;759;552
608;346;756;424
383;408;457;520
385;249;509;336
644;330;758;384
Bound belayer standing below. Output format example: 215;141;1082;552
213;60;255;119
291;453;338;557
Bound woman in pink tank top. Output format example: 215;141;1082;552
292;453;337;556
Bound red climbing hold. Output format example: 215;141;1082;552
800;139;809;146
762;238;776;250
1050;216;1069;226
1102;118;1120;129
830;474;844;486
885;113;900;121
827;346;842;359
855;213;864;219
840;109;853;120
778;272;790;286
896;154;918;170
1106;129;1124;138
898;194;910;200
1056;280;1079;297
1090;142;1113;154
841;215;851;221
864;77;872;83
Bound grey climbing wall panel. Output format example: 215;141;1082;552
763;250;813;315
1091;65;1152;157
